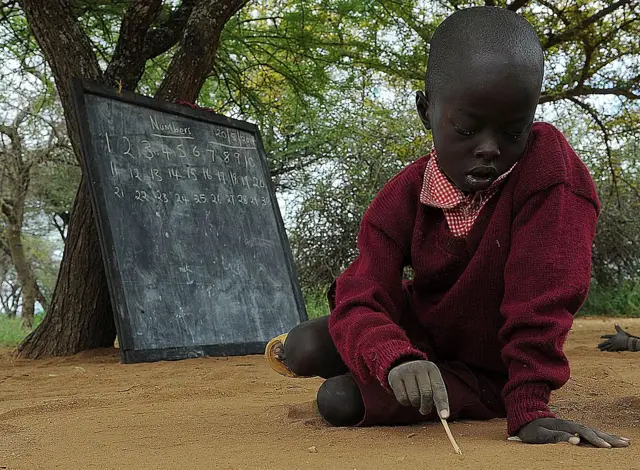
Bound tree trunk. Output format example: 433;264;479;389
18;178;116;356
17;0;247;358
17;0;114;357
5;221;36;328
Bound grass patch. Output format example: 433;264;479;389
303;288;330;319
579;281;640;318
0;314;43;348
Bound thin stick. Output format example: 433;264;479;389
440;418;463;455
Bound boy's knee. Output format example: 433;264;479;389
284;321;326;376
317;374;364;426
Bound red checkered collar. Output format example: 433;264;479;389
420;150;516;209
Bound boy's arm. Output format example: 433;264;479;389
327;162;430;389
328;216;427;389
499;183;598;436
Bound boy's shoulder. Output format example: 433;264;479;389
362;155;430;235
512;122;599;209
368;155;430;212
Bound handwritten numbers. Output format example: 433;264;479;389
229;172;238;186
122;136;134;159
193;194;207;204
151;169;163;182
192;145;200;158
175;193;189;204
186;167;197;180
110;160;118;177
154;190;168;203
202;168;212;180
162;145;172;160
211;193;221;204
105;133;112;153
135;190;150;202
169;168;184;180
141;140;153;160
206;143;215;162
241;175;250;188
129;168;142;181
114;186;124;198
216;171;226;184
177;143;187;158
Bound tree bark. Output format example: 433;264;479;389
17;0;113;357
18;0;248;358
6;221;36;327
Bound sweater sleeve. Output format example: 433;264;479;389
629;337;640;352
328;169;428;389
499;183;598;436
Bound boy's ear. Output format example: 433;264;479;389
416;91;432;130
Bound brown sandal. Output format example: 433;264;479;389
264;333;300;378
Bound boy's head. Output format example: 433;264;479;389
417;7;544;193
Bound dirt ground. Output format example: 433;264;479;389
0;318;639;470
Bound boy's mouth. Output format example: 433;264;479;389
465;166;499;191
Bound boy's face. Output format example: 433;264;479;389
417;55;541;193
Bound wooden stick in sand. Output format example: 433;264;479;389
440;418;462;455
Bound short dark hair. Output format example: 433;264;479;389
426;7;544;96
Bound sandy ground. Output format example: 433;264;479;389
0;318;639;470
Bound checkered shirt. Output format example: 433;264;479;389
419;151;516;238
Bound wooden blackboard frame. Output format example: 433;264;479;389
70;79;308;363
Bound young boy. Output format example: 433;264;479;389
266;6;630;447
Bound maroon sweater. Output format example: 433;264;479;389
327;122;600;435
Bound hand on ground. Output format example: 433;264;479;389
598;325;638;352
517;418;630;448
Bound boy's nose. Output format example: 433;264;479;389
474;136;500;161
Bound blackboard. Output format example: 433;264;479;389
71;80;307;364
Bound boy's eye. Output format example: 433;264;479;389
453;124;474;136
506;131;525;140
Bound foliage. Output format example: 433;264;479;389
579;281;640;318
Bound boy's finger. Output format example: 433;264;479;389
593;430;630;448
403;376;422;408
563;424;611;448
415;371;434;415
388;373;410;406
427;366;449;419
597;341;612;350
600;334;615;339
615;325;625;334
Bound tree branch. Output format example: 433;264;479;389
142;0;198;61
545;0;636;49
540;83;640;104
506;0;531;11
155;0;248;102
566;96;621;208
104;0;163;90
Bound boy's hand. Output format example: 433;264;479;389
388;360;450;418
517;418;630;448
598;325;639;352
